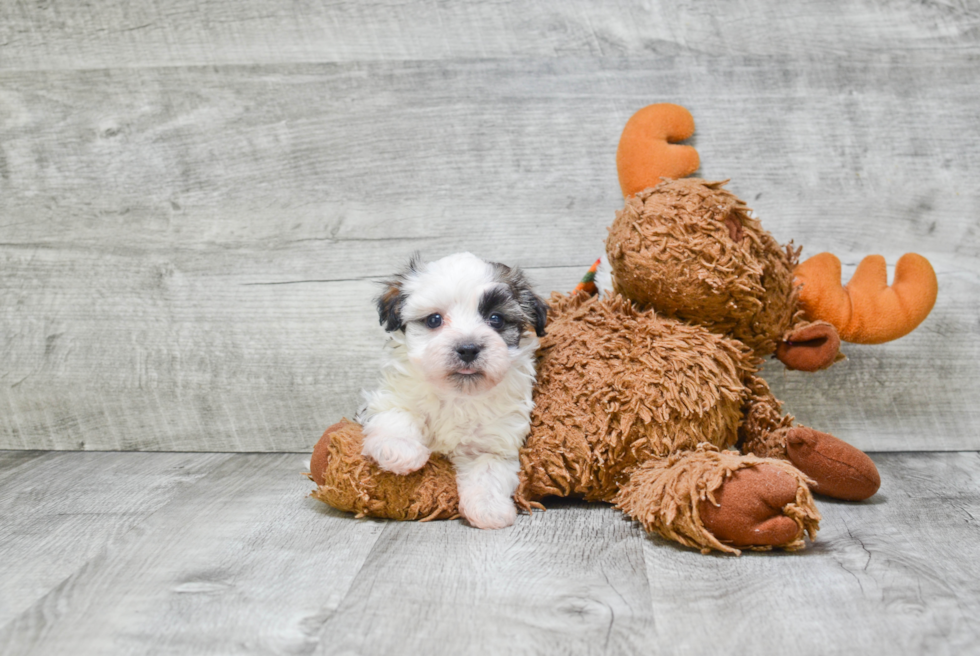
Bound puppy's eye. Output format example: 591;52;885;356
488;313;504;330
425;314;443;329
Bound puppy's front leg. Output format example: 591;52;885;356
361;409;431;475
454;454;520;530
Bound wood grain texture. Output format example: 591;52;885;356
0;451;232;626
1;3;978;451
1;0;978;70
0;452;389;654
643;451;980;655
0;451;977;654
315;501;655;655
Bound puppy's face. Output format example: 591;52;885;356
377;252;547;395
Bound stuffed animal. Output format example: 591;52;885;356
308;104;937;554
614;104;938;371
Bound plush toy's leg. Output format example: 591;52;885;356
736;374;796;459
737;374;880;501
614;445;820;555
783;427;881;501
308;419;460;521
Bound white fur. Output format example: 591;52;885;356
594;256;613;296
357;253;539;529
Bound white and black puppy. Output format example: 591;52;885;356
357;252;548;529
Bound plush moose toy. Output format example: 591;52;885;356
308;104;938;554
614;104;939;371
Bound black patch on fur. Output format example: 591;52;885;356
489;262;549;338
478;286;524;347
375;253;422;332
477;287;513;318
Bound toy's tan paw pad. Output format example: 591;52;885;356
699;465;802;548
785;427;880;501
310;421;349;486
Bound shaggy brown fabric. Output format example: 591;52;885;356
606;179;803;357
737;374;795;459
615;445;820;555
310;419;460;522
310;421;347;486
516;292;753;505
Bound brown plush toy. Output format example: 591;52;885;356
613;104;939;371
308;104;937;554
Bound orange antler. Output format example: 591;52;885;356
794;253;938;344
617;104;700;197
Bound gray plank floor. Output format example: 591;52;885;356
0;450;977;655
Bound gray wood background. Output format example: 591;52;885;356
1;1;978;452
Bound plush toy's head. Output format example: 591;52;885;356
607;178;802;358
609;103;939;369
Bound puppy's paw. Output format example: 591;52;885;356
458;488;518;529
362;430;431;475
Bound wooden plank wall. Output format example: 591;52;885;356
1;1;978;451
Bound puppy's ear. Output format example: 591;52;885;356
376;253;422;332
521;290;549;337
376;281;405;332
493;262;549;337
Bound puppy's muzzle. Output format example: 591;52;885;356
455;343;482;364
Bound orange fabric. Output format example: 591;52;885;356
573;258;602;295
617;104;700;197
795;252;938;344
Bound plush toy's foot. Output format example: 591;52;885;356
310;421;347;486
699;465;803;547
616;446;820;555
784;427;880;501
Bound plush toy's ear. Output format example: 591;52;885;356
376;253;422;332
776;321;844;372
617;103;700;197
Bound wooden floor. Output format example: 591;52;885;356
0;450;977;655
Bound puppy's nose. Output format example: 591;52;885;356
455;343;481;363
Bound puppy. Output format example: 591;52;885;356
357;252;547;529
